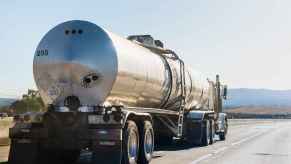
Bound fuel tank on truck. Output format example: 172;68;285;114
33;20;210;112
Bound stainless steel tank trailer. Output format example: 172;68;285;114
8;20;228;164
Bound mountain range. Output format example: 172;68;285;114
1;88;291;109
224;88;291;108
0;98;16;108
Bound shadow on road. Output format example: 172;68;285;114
155;141;200;151
1;139;222;164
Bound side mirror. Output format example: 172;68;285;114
222;85;227;99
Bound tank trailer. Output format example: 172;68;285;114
8;20;228;164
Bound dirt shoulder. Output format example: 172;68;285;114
225;107;291;119
0;117;13;146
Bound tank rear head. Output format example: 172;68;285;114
33;20;118;107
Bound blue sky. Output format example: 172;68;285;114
1;0;291;98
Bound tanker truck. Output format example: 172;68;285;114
8;20;228;164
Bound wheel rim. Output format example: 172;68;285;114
128;130;139;162
144;129;154;159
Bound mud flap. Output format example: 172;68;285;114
8;139;39;164
91;141;122;164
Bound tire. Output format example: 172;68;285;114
219;119;228;141
219;132;226;140
201;120;210;146
139;121;154;164
209;120;215;145
122;120;139;164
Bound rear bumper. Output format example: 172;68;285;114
10;124;122;150
9;109;125;164
9;126;123;164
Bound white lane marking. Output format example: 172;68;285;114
213;146;228;154
189;146;229;164
231;132;262;146
189;132;266;164
190;154;213;164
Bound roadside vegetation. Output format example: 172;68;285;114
0;89;45;115
0;89;44;146
226;106;291;119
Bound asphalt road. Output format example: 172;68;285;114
151;119;291;164
1;119;291;164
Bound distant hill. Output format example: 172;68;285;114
1;89;291;110
0;98;16;108
225;106;291;119
224;88;291;108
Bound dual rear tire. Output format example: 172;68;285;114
201;120;210;146
122;120;154;164
219;119;228;140
201;120;215;146
219;132;226;140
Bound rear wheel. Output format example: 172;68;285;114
209;120;215;144
219;132;226;140
122;120;139;164
139;121;154;164
219;119;228;141
201;120;210;146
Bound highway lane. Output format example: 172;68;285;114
151;119;291;164
197;120;291;164
1;119;291;163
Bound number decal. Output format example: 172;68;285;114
36;49;48;56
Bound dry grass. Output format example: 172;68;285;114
0;117;13;127
226;106;291;115
0;117;13;146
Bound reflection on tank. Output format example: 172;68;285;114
33;20;210;112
